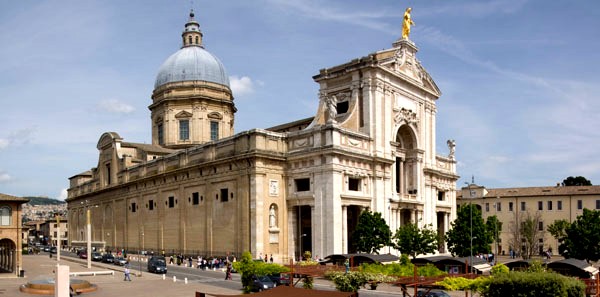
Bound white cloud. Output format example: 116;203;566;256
0;139;8;149
58;188;68;201
0;171;11;183
98;99;135;114
230;76;256;97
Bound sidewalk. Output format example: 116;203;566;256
0;254;241;297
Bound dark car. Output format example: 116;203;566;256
417;290;451;297
114;256;129;266
148;256;168;274
79;252;87;259
50;246;57;254
268;273;290;286
91;252;103;261
102;254;115;264
251;275;276;292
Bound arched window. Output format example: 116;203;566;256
188;36;192;45
0;206;11;226
195;36;199;44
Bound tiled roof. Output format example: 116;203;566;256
458;185;600;198
0;193;29;203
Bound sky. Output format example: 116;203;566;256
0;0;599;200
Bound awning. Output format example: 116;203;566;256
584;266;598;275
473;263;492;272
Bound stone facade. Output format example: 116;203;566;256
66;12;458;260
0;193;28;276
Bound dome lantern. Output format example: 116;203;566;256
182;9;203;48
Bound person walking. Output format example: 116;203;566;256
124;266;131;281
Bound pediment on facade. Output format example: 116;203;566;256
174;110;193;118
207;112;222;119
96;132;122;150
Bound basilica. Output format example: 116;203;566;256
66;10;458;260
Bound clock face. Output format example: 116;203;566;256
470;190;476;197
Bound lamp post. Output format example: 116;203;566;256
55;213;61;262
82;201;98;269
139;231;144;277
465;182;473;274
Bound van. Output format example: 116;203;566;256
148;256;167;274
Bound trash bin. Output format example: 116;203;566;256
19;270;25;277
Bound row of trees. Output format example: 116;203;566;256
352;208;500;259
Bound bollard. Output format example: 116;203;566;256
185;277;188;284
173;275;176;282
162;274;165;280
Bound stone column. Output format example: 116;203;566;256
342;205;348;254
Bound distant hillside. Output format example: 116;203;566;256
23;196;66;205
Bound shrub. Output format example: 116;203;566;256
490;263;509;275
479;271;585;297
232;251;289;293
325;271;368;292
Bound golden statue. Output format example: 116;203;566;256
402;7;415;39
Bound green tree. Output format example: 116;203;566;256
518;212;543;259
446;204;491;257
562;209;600;262
393;223;438;259
547;219;570;254
232;251;289;293
562;176;592;186
485;215;502;254
351;210;391;254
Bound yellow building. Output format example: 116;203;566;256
458;183;600;256
0;193;28;276
67;10;458;260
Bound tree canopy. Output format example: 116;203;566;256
446;204;492;257
562;176;592;186
485;215;502;253
393;223;438;259
561;209;600;262
547;219;570;254
351;210;391;254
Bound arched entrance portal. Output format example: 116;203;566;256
0;238;17;273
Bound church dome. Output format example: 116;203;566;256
154;10;229;89
154;47;229;89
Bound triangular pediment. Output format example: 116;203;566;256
175;110;193;118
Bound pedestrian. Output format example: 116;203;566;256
264;254;268;262
169;255;174;264
269;254;273;263
225;262;232;280
188;256;192;267
124;266;131;281
344;259;350;274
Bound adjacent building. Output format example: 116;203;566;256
0;193;28;276
66;10;458;260
458;183;600;256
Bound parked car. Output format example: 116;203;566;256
114;257;128;266
91;252;103;261
43;246;51;252
49;246;57;254
148;256;167;274
417;290;451;297
268;273;290;286
79;252;87;259
251;275;276;292
102;254;115;264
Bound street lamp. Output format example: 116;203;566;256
465;182;473;274
82;201;98;269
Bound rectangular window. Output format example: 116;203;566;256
210;121;219;141
158;123;164;145
578;200;583;210
438;191;445;201
54;224;58;228
131;202;136;213
54;232;57;237
295;178;310;192
485;203;489;212
596;200;600;210
496;202;502;212
557;200;562;210
220;188;229;202
179;120;189;140
348;178;361;191
192;192;199;205
149;199;154;211
521;202;526;211
538;201;543;211
509;202;513;212
547;201;553;211
168;196;175;208
538;221;544;231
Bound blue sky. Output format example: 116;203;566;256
1;0;598;199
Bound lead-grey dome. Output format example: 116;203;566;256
154;46;229;89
